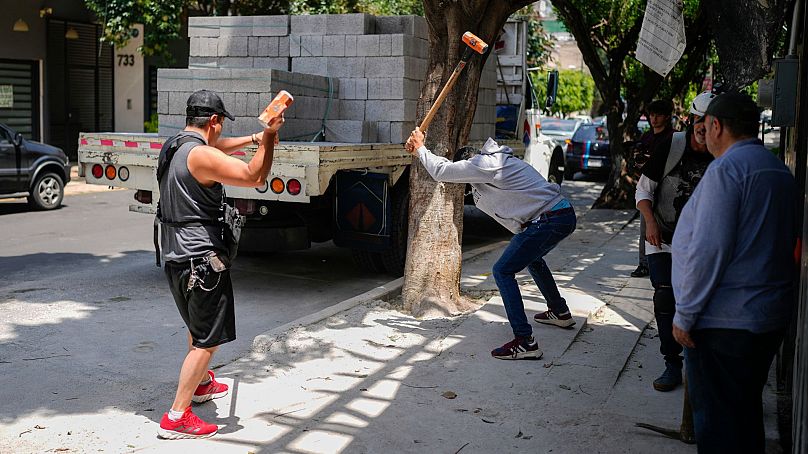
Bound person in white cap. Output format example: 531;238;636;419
634;90;715;392
406;128;576;360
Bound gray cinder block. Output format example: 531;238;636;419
326;14;372;35
356;35;379;57
158;92;169;114
231;92;249;117
344;35;358;56
253;57;290;71
378;35;392;56
218;37;249;57
218;57;254;68
219;16;254;36
188;57;218;68
291;57;328;76
365;57;426;79
158;115;186;137
355;78;368;99
278;37;290;57
323;35;345;57
291;15;327;35
188;17;220;37
324;120;372;143
365;100;417;122
300;35;324;57
253;15;289;36
375;121;391;143
326;57;366;78
339;79;356;100
337;100;365;120
391;35;428;58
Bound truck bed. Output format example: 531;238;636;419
78;132;413;204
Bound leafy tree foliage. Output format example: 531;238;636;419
84;0;185;57
531;69;595;116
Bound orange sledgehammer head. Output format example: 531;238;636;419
462;32;488;55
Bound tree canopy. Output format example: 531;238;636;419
532;69;595;117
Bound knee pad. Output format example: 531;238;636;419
653;286;675;314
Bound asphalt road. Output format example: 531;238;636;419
0;187;520;429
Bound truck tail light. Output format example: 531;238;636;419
105;165;116;180
134;190;152;204
234;198;256;215
118;166;130;181
270;177;284;194
287;179;301;195
92;164;103;179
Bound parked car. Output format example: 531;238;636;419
564;124;611;179
0;123;70;210
540;117;586;143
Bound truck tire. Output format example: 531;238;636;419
547;149;565;184
379;184;409;275
28;172;64;210
564;164;575;181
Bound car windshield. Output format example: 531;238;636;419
542;119;578;132
573;125;609;141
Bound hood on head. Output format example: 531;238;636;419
481;137;513;155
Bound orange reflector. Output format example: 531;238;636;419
105;165;116;180
270;177;284;194
287;179;301;195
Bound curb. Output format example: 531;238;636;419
251;241;510;353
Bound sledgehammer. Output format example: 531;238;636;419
418;32;489;132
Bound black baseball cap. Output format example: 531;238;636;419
186;89;234;120
704;92;759;123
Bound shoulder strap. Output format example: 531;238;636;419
662;131;687;178
156;133;205;183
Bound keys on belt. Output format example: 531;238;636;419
521;206;575;229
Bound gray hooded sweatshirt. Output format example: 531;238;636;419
417;138;564;234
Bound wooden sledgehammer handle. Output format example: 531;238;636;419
419;63;466;132
418;32;488;133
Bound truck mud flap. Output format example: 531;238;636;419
333;171;391;251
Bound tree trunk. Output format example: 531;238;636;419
402;0;528;317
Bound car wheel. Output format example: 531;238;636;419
547;150;565;184
28;172;64;210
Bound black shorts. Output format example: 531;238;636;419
164;257;235;348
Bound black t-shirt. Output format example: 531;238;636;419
641;130;714;243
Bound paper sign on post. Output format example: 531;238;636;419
635;0;686;77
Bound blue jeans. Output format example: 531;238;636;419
685;329;783;453
492;211;576;338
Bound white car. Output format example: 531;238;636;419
540;117;586;143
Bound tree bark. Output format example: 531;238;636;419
703;0;790;89
402;0;526;317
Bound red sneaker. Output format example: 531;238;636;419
193;370;229;403
158;407;218;439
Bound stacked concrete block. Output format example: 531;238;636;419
157;68;343;140
170;13;501;143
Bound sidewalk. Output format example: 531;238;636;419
4;190;781;453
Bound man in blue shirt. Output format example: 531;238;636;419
671;92;795;452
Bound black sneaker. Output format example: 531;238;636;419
491;336;543;360
534;309;576;329
653;361;683;392
631;265;650;278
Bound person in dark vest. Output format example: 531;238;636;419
629;99;675;278
635;91;715;392
157;90;284;439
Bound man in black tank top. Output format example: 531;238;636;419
157;90;285;440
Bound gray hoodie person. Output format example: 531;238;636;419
416;138;564;234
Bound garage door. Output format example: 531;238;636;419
0;59;40;141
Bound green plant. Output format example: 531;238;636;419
531;69;595;116
144;113;159;133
